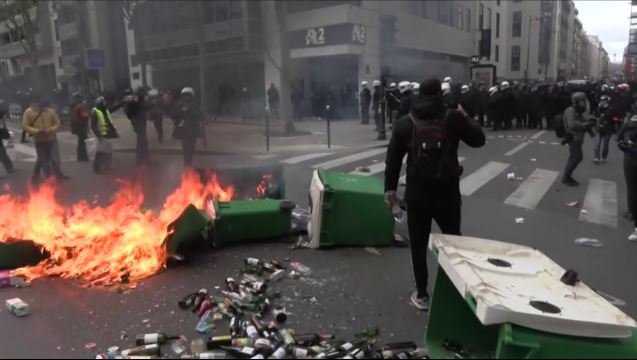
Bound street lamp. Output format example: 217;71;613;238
525;16;542;82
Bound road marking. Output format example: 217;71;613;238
579;178;618;228
252;154;278;160
459;161;509;196
14;143;36;157
531;130;546;139
312;148;387;170
399;157;465;184
281;152;334;165
505;142;529;156
352;157;407;176
504;169;559;210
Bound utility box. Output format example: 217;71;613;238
308;169;394;248
212;199;294;247
426;234;637;359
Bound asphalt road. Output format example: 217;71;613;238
0;122;635;358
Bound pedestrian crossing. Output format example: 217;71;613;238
276;149;621;229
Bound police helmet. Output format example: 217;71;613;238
501;81;510;89
441;82;451;93
443;77;452;83
181;87;195;96
148;88;159;97
398;81;411;94
389;82;396;89
488;86;498;95
461;85;469;94
361;81;368;88
373;80;381;87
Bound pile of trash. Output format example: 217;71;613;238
97;257;427;359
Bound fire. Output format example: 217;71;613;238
0;169;233;287
256;174;273;199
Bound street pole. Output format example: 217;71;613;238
525;17;531;82
377;80;386;141
265;107;270;152
326;105;331;148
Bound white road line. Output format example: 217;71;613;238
399;157;465;184
352;157;407;176
531;130;546;139
459;161;509;196
14;143;36;157
579;179;618;228
281;152;334;165
504;142;529;156
504;168;559;210
312;148;387;170
252;154;278;160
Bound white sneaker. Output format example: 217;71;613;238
593;158;600;164
629;228;637;242
410;291;429;311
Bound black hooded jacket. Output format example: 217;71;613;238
384;93;486;202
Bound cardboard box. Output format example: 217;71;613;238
5;297;30;317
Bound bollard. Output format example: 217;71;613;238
265;107;270;152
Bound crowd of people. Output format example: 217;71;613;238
0;85;206;184
378;76;637;311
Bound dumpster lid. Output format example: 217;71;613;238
429;234;637;338
318;169;384;194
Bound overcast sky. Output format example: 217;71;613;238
575;0;631;63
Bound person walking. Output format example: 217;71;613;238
147;88;164;143
69;92;90;162
171;87;204;166
291;86;303;122
267;83;280;118
562;92;595;186
618;103;637;241
593;95;619;164
359;81;371;125
0;99;16;174
90;96;121;174
384;78;486;311
22;96;61;184
124;87;151;165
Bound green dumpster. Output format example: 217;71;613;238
0;240;47;269
307;169;394;248
212;199;294;247
426;234;637;359
163;204;212;258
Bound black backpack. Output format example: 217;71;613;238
554;112;566;139
409;111;454;183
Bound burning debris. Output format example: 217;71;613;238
0;169;234;287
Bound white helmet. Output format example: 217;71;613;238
361;81;368;87
181;87;195;96
148;88;159;97
488;86;498;95
398;81;411;94
373;80;381;87
411;82;420;95
389;82;396;89
443;77;452;83
441;82;451;94
501;81;510;89
461;85;469;94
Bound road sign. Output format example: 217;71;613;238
471;56;480;64
86;48;105;69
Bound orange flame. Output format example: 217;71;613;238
256;174;273;199
0;169;233;287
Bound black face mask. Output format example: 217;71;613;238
574;102;586;113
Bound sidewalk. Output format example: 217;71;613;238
106;112;390;156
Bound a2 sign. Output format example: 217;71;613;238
292;24;367;48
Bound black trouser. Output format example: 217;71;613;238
478;110;485;127
361;104;370;124
407;196;462;298
293;104;302;122
151;116;164;143
136;132;149;165
77;134;88;161
269;103;278;118
564;139;583;180
21;130;28;143
0;140;14;173
93;151;112;173
624;156;637;228
33;142;53;179
594;132;612;160
182;138;196;166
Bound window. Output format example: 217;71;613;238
512;11;521;37
54;19;59;41
479;4;484;30
497;0;501;5
61;39;80;55
455;5;463;30
487;8;492;29
495;45;499;62
132;72;140;80
465;8;471;32
215;0;229;22
437;1;452;26
496;12;500;38
229;0;243;19
511;45;521;71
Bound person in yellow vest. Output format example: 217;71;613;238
22;97;61;184
90;96;121;173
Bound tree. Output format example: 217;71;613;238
0;0;42;90
122;0;147;88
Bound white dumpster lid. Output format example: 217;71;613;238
429;234;637;338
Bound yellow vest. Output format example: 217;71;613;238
92;108;113;136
